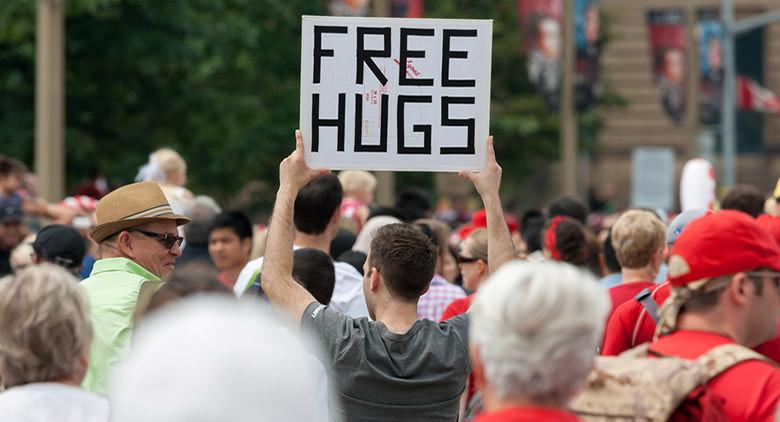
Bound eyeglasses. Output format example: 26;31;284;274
457;255;482;264
131;229;184;250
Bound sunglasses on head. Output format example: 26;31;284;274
131;229;184;249
746;270;780;289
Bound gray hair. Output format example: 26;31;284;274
0;264;91;388
110;297;332;422
183;195;222;245
470;260;609;406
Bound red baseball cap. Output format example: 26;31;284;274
457;209;520;240
757;214;780;246
668;210;780;287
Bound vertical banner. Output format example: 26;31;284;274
392;0;424;18
518;0;563;110
697;9;724;126
646;10;688;126
328;0;371;17
575;0;600;111
299;16;493;171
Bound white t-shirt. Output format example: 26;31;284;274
233;250;369;318
0;382;109;422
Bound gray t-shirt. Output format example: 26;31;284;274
301;302;470;422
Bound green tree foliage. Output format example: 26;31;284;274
0;0;619;210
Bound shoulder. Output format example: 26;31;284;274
334;261;362;282
233;257;264;296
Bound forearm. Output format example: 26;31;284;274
481;192;515;273
261;186;314;318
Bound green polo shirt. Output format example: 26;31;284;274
80;258;161;394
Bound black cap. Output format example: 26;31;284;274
32;224;86;269
0;195;22;224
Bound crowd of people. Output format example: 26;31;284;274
1;132;780;421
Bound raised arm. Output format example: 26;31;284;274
459;136;515;273
262;130;330;323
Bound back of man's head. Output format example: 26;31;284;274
549;196;588;224
209;211;253;241
369;223;436;301
611;210;666;269
721;184;765;218
294;174;343;235
395;188;431;222
470;261;609;407
293;248;335;305
184;196;222;246
520;214;545;254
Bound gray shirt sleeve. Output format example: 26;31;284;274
300;301;362;365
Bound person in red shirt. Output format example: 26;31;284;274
647;210;780;420
469;261;609;422
603;210;780;363
440;228;490;321
606;210;666;318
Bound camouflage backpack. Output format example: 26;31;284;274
569;343;767;421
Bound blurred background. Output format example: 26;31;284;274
1;0;779;221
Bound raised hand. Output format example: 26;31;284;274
279;129;330;191
459;136;501;199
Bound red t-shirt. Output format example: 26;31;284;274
649;330;780;421
441;294;474;321
602;282;671;355
602;282;780;364
472;406;579;422
606;281;656;319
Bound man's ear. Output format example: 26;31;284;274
241;238;253;256
116;231;135;257
369;266;381;293
728;273;751;306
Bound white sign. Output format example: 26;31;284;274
299;16;493;171
631;147;676;211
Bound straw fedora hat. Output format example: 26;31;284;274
90;182;190;243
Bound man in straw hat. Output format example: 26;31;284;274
648;210;780;420
81;181;189;394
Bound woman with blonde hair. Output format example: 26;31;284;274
337;170;376;233
0;264;108;421
136;147;194;214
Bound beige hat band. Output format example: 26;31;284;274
122;204;176;220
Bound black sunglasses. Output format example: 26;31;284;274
131;229;184;249
457;255;482;264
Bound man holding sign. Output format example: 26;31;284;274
299;16;492;172
261;129;513;422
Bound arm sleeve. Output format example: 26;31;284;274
300;302;361;365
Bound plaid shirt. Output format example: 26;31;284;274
417;274;467;322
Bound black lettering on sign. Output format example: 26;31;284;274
397;95;432;155
356;27;391;86
442;29;477;87
313;26;348;84
311;93;346;152
440;97;476;154
399;28;434;86
353;93;389;152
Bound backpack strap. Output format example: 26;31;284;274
696;343;770;385
635;288;660;324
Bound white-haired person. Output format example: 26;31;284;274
337;170;376;233
0;264;108;422
469;261;609;421
136;147;194;215
110;297;330;422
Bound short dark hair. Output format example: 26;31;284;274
294;175;343;235
369;223;436;301
395;188;431;222
602;228;621;274
0;156;26;178
337;250;367;276
521;215;545;253
209;211;253;241
549;196;588;224
293;248;335;305
721;185;765;218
